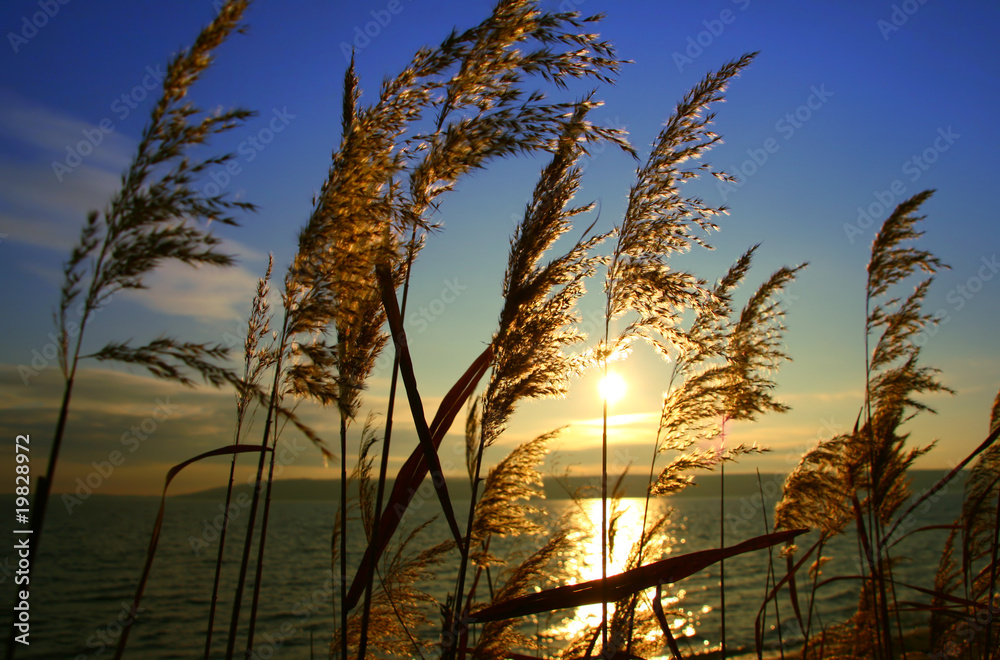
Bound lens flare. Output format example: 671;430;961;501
598;372;627;404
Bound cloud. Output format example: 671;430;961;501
0;365;334;496
0;162;123;252
118;256;263;321
779;388;863;404
0;91;271;323
573;412;660;429
0;90;136;251
0;89;136;169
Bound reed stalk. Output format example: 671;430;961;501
357;231;416;658
775;191;951;658
205;255;273;658
7;4;255;658
225;314;289;659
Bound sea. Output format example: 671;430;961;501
0;472;963;659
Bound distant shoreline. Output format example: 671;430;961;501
0;469;960;500
164;469;961;502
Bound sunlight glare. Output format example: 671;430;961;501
543;497;698;649
598;372;627;404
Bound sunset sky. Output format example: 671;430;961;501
1;0;998;497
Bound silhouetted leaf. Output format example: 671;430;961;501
115;444;271;660
468;529;807;623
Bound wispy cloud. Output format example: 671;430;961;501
0;365;333;496
0;89;136;168
0;90;135;251
0;91;270;323
118;249;263;321
0;162;122;252
780;388;862;404
573;412;660;429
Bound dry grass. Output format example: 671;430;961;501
16;3;258;658
31;2;1000;660
772;193;1000;660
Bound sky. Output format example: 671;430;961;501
0;0;998;498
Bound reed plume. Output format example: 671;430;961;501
220;48;379;658
343;3;631;652
929;386;1000;658
205;254;275;658
450;99;625;657
14;4;255;658
595;51;757;654
611;512;676;659
774;191;951;659
463;432;579;658
647;246;803;495
480;102;615;448
473;528;576;659
229;48;394;658
613;241;802;656
229;4;633;653
329;421;454;659
603;52;761;346
472;431;556;543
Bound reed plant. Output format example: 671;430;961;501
6;2;260;658
204;254;275;658
212;3;631;657
773;193;949;659
87;2;804;657
31;2;1000;660
929;388;1000;659
771;193;1000;659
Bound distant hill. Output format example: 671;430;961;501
173;470;963;501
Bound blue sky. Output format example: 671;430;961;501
0;0;998;496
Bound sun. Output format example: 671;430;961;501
597;372;627;404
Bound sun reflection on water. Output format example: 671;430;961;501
540;497;708;653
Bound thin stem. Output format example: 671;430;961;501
720;459;726;659
601;387;609;655
339;413;349;660
374;561;427;660
850;492;886;660
330;515;339;658
446;419;485;660
356;349;401;660
626;441;660;657
627;363;682;655
225;317;288;660
4;382;72;659
458;534;493;654
720;415;727;659
600;317;611;656
885;547;907;658
757;469;784;658
6;292;92;658
862;286;892;660
205;422;243;658
210;318;265;658
358;228;416;659
802;537;825;660
244;403;283;657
